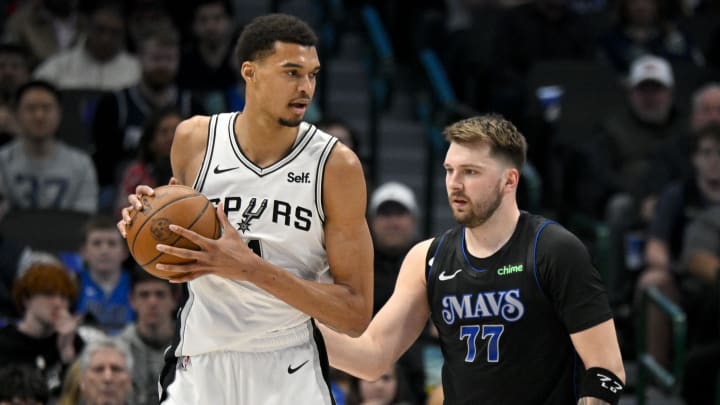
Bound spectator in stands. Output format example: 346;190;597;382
680;205;720;405
345;362;414;405
637;124;720;366
125;0;175;53
75;216;133;335
0;364;50;405
3;0;82;66
118;269;177;405
599;0;704;73
177;0;237;114
0;262;83;396
367;182;426;404
644;83;720;197
34;2;141;91
91;26;203;212
0;80;98;214
587;55;685;304
76;337;133;405
0;43;30;103
115;107;180;215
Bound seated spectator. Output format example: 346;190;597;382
0;364;49;405
345;363;414;405
0;262;84;396
75;216;133;335
367;182;426;404
177;0;237;114
642;83;720;205
76;337;133;405
598;0;704;73
587;55;685;304
0;80;98;214
637;124;720;366
680;205;720;405
118;268;177;405
115;107;180;215
2;0;82;66
33;2;141;91
0;43;31;103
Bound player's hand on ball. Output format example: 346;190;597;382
154;202;260;283
117;184;155;238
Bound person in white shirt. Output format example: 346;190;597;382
34;2;140;91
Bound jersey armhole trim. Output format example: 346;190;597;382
192;114;217;192
426;233;448;282
315;132;338;223
531;220;557;296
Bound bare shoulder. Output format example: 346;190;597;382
322;142;367;218
324;141;363;175
174;115;211;144
171;115;211;186
404;239;434;269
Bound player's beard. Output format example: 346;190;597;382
451;182;503;228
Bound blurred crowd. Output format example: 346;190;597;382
0;0;718;404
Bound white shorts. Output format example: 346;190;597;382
159;333;334;404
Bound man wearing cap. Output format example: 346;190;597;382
588;54;687;307
367;181;426;403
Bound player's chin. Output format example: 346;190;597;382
278;117;303;127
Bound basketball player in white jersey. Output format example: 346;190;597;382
117;14;373;405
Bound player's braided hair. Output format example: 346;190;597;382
443;114;527;170
234;13;318;64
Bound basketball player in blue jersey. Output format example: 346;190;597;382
117;14;373;405
320;115;626;404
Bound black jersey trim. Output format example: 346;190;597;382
531;220;558;295
192;114;217;192
460;227;488;273
310;319;337;405
314;136;338;223
160;283;190;402
229;119;316;177
426;232;448;282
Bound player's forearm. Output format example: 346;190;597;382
250;261;371;336
319;323;391;380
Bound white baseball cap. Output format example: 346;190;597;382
369;182;418;216
628;55;674;88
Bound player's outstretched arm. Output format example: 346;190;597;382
319;240;432;380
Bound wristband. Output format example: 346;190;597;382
578;367;624;404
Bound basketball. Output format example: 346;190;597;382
125;184;221;277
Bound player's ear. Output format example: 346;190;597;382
241;62;255;82
504;167;520;190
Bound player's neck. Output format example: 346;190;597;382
464;202;520;258
235;111;298;167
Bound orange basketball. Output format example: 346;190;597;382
125;184;221;278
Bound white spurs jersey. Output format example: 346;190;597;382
176;113;338;356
